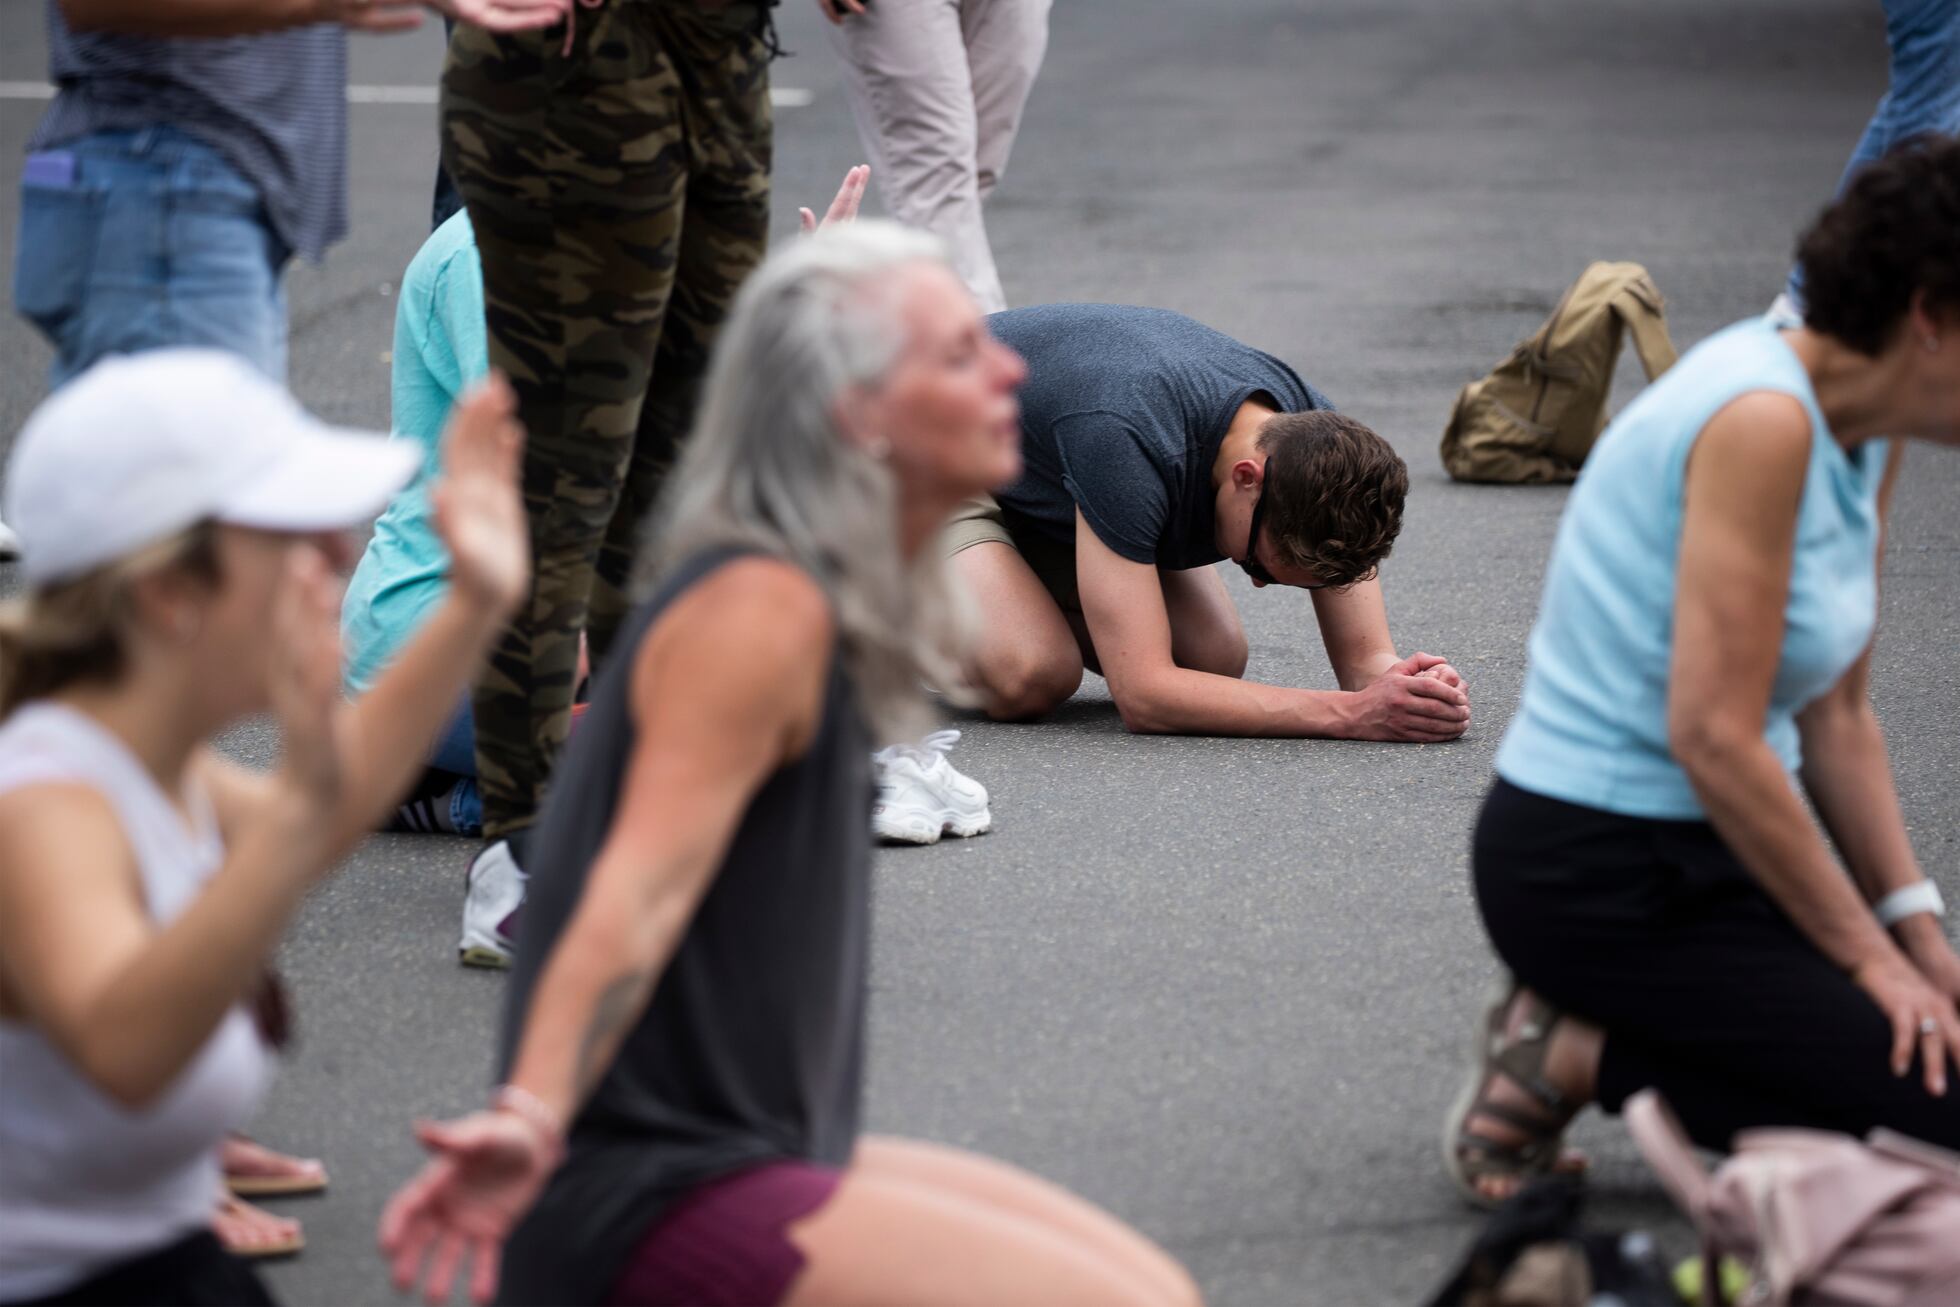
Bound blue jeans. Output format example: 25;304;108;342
1787;0;1959;302
430;699;485;836
13;125;291;387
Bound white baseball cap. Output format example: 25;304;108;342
4;349;418;589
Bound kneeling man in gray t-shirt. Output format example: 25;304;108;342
949;302;1469;742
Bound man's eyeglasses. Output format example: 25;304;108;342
1236;458;1326;590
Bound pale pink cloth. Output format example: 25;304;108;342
1628;1090;1960;1307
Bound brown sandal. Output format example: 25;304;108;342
1442;981;1580;1208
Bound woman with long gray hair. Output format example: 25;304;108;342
380;223;1200;1307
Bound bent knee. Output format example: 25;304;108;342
980;651;1082;721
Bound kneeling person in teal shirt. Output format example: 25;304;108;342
343;211;495;835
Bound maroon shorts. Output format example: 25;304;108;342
605;1160;844;1307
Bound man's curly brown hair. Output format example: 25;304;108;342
1255;410;1407;588
1798;135;1960;356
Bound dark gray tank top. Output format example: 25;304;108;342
495;549;871;1307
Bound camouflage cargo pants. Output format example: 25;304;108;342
443;0;772;838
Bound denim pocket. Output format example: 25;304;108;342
13;156;104;340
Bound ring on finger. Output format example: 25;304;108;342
1921;1016;1940;1037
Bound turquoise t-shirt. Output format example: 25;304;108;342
341;211;487;694
1494;316;1888;820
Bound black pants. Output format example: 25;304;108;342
1474;778;1960;1152
431;16;465;231
12;1233;273;1307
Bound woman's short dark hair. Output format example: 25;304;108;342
1256;409;1408;588
1797;135;1960;356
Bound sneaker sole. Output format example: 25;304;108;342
458;943;512;970
874;806;992;846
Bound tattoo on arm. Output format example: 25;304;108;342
573;970;656;1101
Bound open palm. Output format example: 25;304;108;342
435;376;530;619
380;1113;555;1306
799;164;871;234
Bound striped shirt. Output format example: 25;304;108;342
28;2;348;260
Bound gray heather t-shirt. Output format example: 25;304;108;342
31;2;347;260
987;304;1332;570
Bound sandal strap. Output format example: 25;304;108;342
1488;1046;1571;1117
1466;1096;1561;1137
1454;1128;1560;1173
1485;990;1573;1118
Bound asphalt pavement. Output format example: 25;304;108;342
2;1;1953;1304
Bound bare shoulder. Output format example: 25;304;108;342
653;556;836;659
632;557;839;745
705;556;835;635
1695;390;1812;462
0;781;123;848
0;781;138;898
1685;391;1814;515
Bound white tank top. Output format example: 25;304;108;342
0;703;272;1299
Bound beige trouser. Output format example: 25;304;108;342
827;0;1051;313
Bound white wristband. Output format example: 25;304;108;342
1875;881;1947;929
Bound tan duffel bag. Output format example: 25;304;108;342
1440;261;1678;484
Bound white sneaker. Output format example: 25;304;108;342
0;516;19;562
871;729;992;845
459;838;526;969
1766;290;1803;329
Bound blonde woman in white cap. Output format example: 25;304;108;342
0;349;527;1306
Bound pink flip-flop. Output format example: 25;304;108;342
221;1134;328;1198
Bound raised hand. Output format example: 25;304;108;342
423;0;573;34
268;545;349;811
799;165;871;235
380;1112;559;1306
433;375;530;619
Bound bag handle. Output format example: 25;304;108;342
1625;1091;1728;1307
1611;281;1678;382
1625;1090;1712;1216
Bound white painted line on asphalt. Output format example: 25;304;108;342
347;84;438;104
0;81;814;107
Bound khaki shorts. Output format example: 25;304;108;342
941;494;1082;613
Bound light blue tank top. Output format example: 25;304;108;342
1494;316;1888;820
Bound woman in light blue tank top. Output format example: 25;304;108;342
1442;140;1960;1206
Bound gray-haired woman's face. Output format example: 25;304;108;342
872;263;1027;506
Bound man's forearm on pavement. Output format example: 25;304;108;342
1112;666;1355;738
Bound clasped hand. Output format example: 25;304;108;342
1349;651;1471;743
